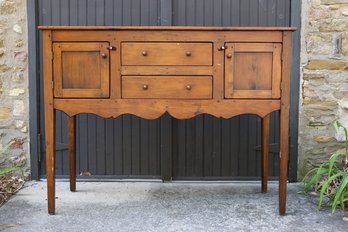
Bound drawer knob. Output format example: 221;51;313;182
101;53;107;58
107;46;116;50
218;45;227;51
142;51;148;56
226;54;233;59
186;51;191;56
142;84;149;90
186;85;192;90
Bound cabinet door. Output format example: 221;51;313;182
224;43;282;99
53;43;110;98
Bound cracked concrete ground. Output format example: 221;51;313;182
0;181;347;232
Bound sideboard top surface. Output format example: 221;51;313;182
38;26;296;31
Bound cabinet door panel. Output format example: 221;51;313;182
224;43;282;99
53;43;110;98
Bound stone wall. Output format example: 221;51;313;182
299;0;348;178
0;0;29;176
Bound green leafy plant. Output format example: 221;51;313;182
0;141;25;206
303;121;348;213
0;141;18;176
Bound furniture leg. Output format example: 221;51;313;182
45;108;56;215
279;31;292;216
68;116;76;192
261;114;270;193
279;108;290;215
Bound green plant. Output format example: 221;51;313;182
0;141;18;176
0;141;25;206
303;121;348;213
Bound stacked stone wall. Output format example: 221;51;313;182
0;0;29;176
299;0;348;177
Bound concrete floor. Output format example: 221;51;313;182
0;181;347;232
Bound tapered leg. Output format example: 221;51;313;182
278;31;292;216
279;108;290;215
68;116;76;192
45;108;56;215
261;114;270;193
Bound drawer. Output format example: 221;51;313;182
121;43;212;66
122;76;212;99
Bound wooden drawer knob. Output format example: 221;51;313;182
142;51;148;56
101;53;107;58
107;46;116;50
186;85;192;90
142;84;148;90
218;45;227;51
186;51;191;56
226;54;232;59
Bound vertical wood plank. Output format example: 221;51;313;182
231;0;240;26
203;115;213;176
195;0;204;26
276;0;286;27
239;116;248;176
87;0;96;25
160;0;173;181
104;0;114;26
222;0;231;27
60;0;69;25
248;115;257;176
240;0;249;26
161;114;172;181
140;119;149;174
195;116;204;176
123;115;132;175
230;117;239;176
213;0;222;26
114;117;123;175
78;0;87;26
186;118;195;176
51;0;60;25
149;119;159;175
212;119;221;176
203;0;213;26
131;0;141;26
96;117;106;175
186;0;195;26
267;0;277;27
96;0;105;26
114;0;122;25
131;117;141;175
221;118;230;176
105;118;114;175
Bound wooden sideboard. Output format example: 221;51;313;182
39;26;296;215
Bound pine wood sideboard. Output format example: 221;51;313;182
38;26;296;215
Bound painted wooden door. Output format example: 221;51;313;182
34;0;296;181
